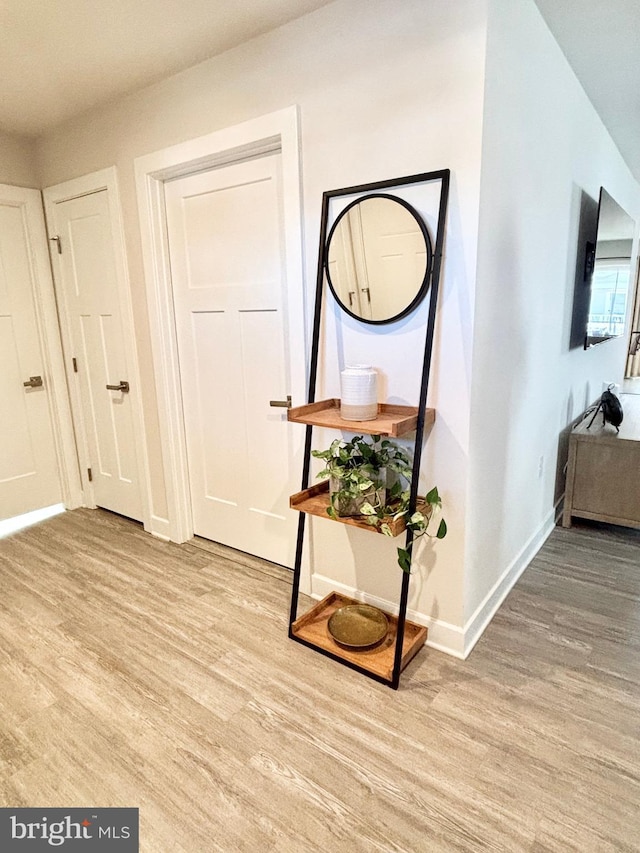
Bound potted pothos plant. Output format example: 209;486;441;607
311;434;447;572
312;434;412;518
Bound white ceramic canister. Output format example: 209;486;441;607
340;365;378;421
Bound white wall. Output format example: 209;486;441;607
35;0;488;651
466;0;640;647
0;130;37;187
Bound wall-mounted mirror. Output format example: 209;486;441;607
585;188;636;348
324;194;433;324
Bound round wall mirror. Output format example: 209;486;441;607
324;194;433;324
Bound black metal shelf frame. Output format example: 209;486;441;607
288;169;450;689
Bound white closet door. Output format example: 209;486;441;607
47;188;142;522
0;187;62;520
164;153;299;567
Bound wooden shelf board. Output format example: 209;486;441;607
290;480;427;537
288;399;433;437
291;592;428;682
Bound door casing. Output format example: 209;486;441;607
135;107;307;549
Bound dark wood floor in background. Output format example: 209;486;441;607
0;508;638;851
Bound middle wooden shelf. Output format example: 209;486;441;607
290;479;427;537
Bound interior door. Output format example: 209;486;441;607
0;185;62;520
164;153;299;567
47;189;142;522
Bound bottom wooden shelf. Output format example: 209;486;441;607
291;591;428;682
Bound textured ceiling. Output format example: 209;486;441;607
0;0;334;137
0;0;638;188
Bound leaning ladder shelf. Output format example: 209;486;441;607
288;169;450;690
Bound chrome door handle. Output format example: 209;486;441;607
269;395;291;408
23;375;43;388
106;380;130;393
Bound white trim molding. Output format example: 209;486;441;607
461;502;559;658
134;106;306;546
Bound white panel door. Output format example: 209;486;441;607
48;190;142;522
0;186;62;520
164;153;298;566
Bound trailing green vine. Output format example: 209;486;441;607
390;485;447;573
311;434;446;572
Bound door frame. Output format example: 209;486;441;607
0;183;80;511
43;167;152;532
135;107;306;544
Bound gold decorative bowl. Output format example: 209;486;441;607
327;604;389;649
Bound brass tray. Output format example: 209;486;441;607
327;604;389;649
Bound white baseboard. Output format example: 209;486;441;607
461;501;560;658
310;501;561;660
0;503;65;538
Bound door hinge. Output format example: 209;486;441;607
49;235;62;254
72;357;78;373
87;467;93;482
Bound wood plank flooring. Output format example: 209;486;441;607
0;508;639;851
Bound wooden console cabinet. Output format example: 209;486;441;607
563;393;640;529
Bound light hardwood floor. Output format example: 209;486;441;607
1;508;639;851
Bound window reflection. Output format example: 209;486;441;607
586;189;636;347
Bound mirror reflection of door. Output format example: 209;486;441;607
327;208;366;317
326;195;431;323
